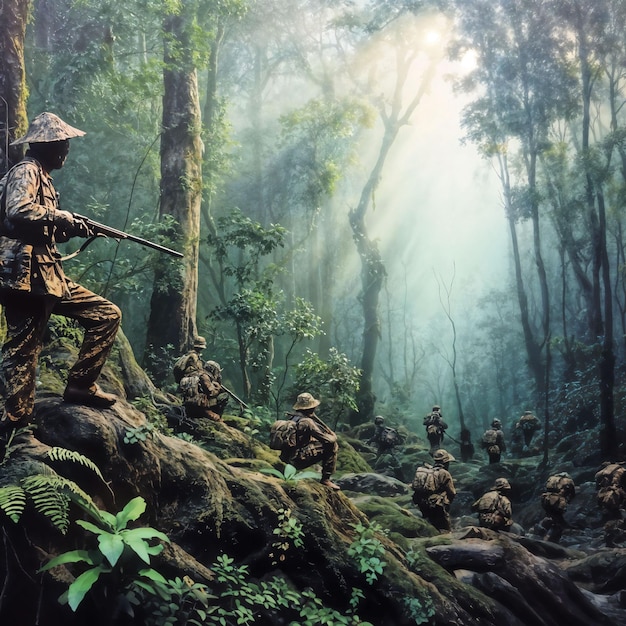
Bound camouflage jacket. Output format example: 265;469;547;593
292;411;337;449
0;158;74;298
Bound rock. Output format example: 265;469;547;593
335;471;409;496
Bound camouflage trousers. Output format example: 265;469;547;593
0;282;121;422
289;440;338;480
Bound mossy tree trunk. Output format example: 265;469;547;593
0;0;29;171
144;8;202;383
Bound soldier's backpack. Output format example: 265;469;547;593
482;429;498;445
380;426;400;447
412;465;438;499
269;419;299;451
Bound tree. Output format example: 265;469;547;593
0;0;29;170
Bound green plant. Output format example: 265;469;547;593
347;521;387;585
0;445;106;533
402;595;435;625
39;496;169;611
260;463;321;485
269;508;304;565
124;422;156;444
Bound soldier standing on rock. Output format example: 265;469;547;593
540;472;576;543
423;405;448;456
480;419;506;464
0;112;121;441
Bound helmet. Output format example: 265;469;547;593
432;405;441;412
523;410;533;415
293;392;320;411
193;336;207;350
493;478;511;491
492;419;502;428
11;112;85;145
205;360;222;376
433;449;455;464
374;415;385;425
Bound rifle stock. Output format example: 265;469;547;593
74;213;183;258
222;385;249;410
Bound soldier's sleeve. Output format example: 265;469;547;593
308;417;337;444
4;163;58;242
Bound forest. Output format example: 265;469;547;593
3;0;626;455
2;0;626;625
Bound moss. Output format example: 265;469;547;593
336;437;372;474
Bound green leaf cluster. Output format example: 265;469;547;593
259;463;321;484
39;496;169;612
347;521;387;585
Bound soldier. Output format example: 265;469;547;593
366;415;402;459
515;410;541;449
595;461;626;547
173;337;227;422
280;392;340;490
423;404;448;456
540;472;576;543
481;419;506;464
0;112;121;438
472;478;513;531
411;449;457;532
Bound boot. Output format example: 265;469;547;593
63;383;117;408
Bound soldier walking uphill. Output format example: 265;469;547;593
515;410;541;449
540;472;576;543
472;478;514;532
481;419;506;464
0;112;121;439
367;415;402;459
173;337;228;423
279;393;340;490
595;461;626;547
423;405;448;456
411;449;456;532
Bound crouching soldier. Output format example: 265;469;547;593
540;472;576;543
411;449;456;532
280;392;340;490
472;478;513;532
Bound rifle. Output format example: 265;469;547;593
221;385;249;411
63;213;184;260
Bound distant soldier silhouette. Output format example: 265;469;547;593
515;410;541;449
481;419;506;464
460;428;475;462
423;405;448;456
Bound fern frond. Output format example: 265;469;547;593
0;485;27;523
22;475;71;534
47;447;105;481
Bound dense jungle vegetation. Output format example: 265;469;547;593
2;0;626;459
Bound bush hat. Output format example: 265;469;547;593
11;112;85;145
293;392;320;411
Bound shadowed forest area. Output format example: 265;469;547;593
2;0;626;624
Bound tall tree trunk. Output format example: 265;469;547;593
144;9;202;383
0;0;29;172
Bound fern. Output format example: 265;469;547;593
47;447;105;481
0;485;27;523
23;475;71;534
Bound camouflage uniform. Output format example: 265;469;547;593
472;478;513;531
540;472;575;543
281;392;339;490
412;449;457;532
481;419;506;464
595;462;626;546
0;113;121;426
516;410;541;447
173;341;225;422
423;405;448;455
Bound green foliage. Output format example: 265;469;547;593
269;508;304;565
402;595;435;626
0;445;106;534
291;347;361;428
260;463;320;484
131;395;174;433
39;496;169;612
347;522;387;585
124;423;156;444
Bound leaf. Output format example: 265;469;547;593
39;550;94;572
76;519;107;536
122;526;170;543
124;536;152;564
115;496;147;529
67;566;107;611
98;532;125;567
138;567;167;584
259;467;285;479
